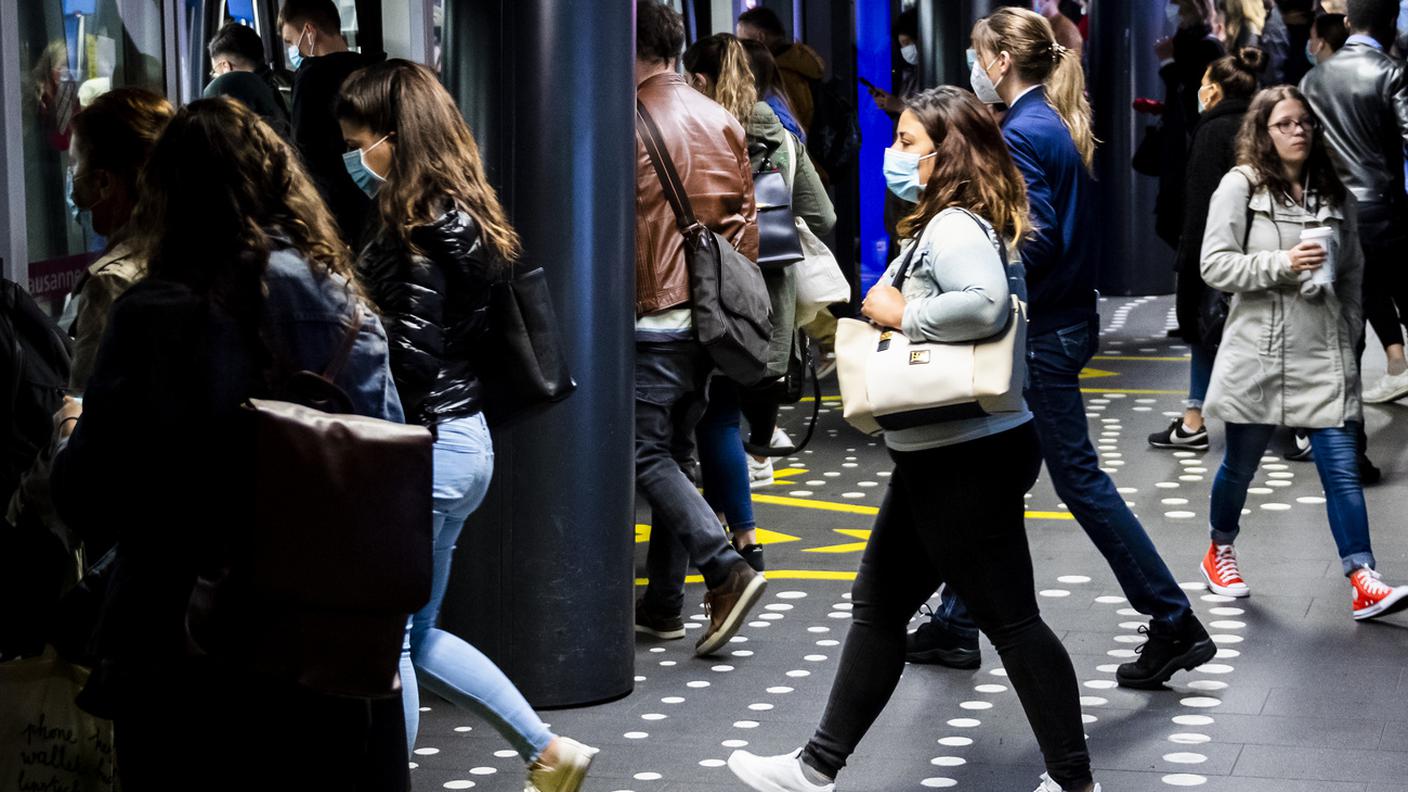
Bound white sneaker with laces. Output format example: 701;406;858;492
770;426;794;450
1033;772;1101;792
525;737;597;792
728;749;834;792
748;455;775;488
1363;368;1408;404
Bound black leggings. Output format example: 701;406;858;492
1359;201;1408;350
802;422;1092;790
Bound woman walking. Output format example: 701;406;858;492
727;86;1100;792
1198;85;1408;620
338;59;596;791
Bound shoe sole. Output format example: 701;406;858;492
1200;564;1250;598
1116;637;1217;690
904;647;982;669
1353;587;1408;621
727;753;824;792
1148;438;1209;451
695;574;769;657
748;477;775;490
634;624;686;640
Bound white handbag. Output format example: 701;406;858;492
782;134;851;326
835;209;1026;436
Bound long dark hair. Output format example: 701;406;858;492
897;86;1031;243
336;59;522;261
1235;85;1345;207
132;97;355;317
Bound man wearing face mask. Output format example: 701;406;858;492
279;0;372;246
63;88;174;389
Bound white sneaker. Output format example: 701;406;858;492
770;426;794;450
728;749;834;792
1033;772;1101;792
815;352;837;381
1363;369;1408;403
748;455;775;489
525;737;597;792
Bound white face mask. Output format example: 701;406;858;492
900;43;919;66
969;51;1005;105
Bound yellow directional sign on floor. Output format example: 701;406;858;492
804;528;872;554
635;524;802;545
1078;367;1118;379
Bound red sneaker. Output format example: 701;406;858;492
1201;543;1250;598
1350;568;1408;621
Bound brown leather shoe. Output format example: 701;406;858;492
695;562;768;656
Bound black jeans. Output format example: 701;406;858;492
1358;200;1408;349
803;422;1092;790
636;340;742;608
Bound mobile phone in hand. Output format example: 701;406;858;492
858;76;883;95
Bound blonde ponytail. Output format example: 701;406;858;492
973;7;1097;173
1046;46;1095;171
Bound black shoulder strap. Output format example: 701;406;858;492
635;102;700;234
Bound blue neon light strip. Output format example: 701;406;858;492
855;0;893;289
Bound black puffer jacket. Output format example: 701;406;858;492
358;208;495;426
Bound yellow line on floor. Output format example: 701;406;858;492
1091;355;1190;362
635;570;858;585
752;493;1074;521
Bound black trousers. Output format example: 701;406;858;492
802;422;1092;790
1358;200;1408;350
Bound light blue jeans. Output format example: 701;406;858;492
400;413;555;762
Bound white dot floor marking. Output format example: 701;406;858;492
930;757;967;767
699;759;726;768
1209;607;1244;616
442;782;475;790
642;713;666;721
413;747;440;756
1169;733;1211;745
1095;595;1126;604
1165;511;1196;519
687;680;710;688
722;739;748;748
975;684;1008;694
1185;680;1228;692
1260;503;1292;511
633;772;662;781
990;667;1008;677
1296;496;1326;504
1084;679;1118;690
733;720;760;729
920;779;959;788
1058;575;1092;584
467;767;496;776
767;686;794;694
1212;634;1243;644
1197;663;1234;674
1180;696;1221;708
748;703;774;711
1039;588;1071;598
1215;648;1241;659
1210;620;1245;629
1178;581;1205;591
959;701;993;711
1162;498;1189;505
493;749;516;758
453;726;473;733
937;736;974;747
1161;773;1209;786
1080;696;1108;706
946;718;981;728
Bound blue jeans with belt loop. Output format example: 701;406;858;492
399;413;555;762
1210;421;1375;575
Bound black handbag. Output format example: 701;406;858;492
473;265;577;427
637;102;773;387
1198;186;1255;352
751;145;805;271
1132;123;1164;177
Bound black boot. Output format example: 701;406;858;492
1116;613;1216;690
736;543;765;573
905;620;981;669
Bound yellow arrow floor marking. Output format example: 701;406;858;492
805;528;873;554
635;569;858;585
753;493;1074;521
635;524;803;545
1078;367;1119;379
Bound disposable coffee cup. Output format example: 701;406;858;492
1300;226;1335;286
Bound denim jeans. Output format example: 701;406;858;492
637;341;744;615
931;320;1192;637
697;377;756;534
399;414;554;762
803;423;1092;790
1210;422;1375;575
1188;342;1213;409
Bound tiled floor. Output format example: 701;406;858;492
411;295;1408;791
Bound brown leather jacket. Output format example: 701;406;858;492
635;72;758;317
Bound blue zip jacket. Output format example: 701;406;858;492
1002;87;1099;337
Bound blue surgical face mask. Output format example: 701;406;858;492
287;29;309;70
343;135;390;198
1306;41;1318;65
883;147;936;203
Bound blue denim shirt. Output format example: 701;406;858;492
261;248;404;423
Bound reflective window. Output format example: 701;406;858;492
337;1;361;52
17;0;165;313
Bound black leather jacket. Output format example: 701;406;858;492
1301;42;1408;206
358;208;495;426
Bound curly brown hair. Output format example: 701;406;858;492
336;59;522;261
1235;85;1345;208
896;86;1031;244
132;97;357;316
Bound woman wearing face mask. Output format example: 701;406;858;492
63;88;174;389
1197;85;1408;620
913;8;1217;697
1148;47;1266;453
336;60;596;792
727;86;1099;792
1153;0;1227;248
865;8;920;115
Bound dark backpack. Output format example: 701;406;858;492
807;75;862;175
1;279;72;507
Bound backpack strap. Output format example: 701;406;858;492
635;102;701;235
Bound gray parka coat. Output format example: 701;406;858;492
1200;165;1364;429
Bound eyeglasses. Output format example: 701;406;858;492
1269;118;1318;136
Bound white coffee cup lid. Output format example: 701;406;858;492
1300;226;1333;239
